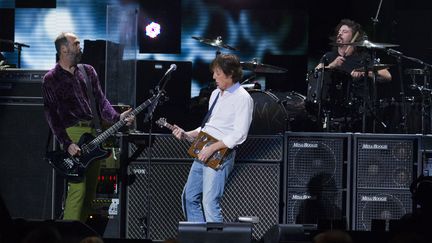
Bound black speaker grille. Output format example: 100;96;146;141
126;162;190;240
356;139;415;189
126;162;281;241
354;189;412;231
287;136;345;188
125;135;283;241
236;135;283;162
286;188;344;224
221;163;280;240
129;134;283;162
0;104;55;219
129;134;191;160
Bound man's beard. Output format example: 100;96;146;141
73;51;82;64
67;50;82;65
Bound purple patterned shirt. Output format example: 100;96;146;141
42;63;120;149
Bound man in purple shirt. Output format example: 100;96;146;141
42;32;133;221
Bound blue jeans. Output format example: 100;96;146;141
182;151;235;222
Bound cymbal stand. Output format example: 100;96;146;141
371;0;383;41
241;74;256;85
387;48;432;134
411;69;430;134
426;68;431;134
419;68;431;134
361;52;372;132
322;109;331;132
361;50;387;132
215;36;222;56
396;55;408;133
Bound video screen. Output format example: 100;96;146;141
138;0;181;54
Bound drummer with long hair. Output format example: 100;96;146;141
316;18;391;81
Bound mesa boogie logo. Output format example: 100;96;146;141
292;142;319;148
291;194;316;200
361;143;388;150
361;195;388;202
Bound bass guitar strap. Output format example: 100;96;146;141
78;64;103;134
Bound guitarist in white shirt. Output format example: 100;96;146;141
172;54;254;222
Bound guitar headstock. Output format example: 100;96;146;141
156;117;167;128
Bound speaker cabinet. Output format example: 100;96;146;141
352;134;420;230
0;70;62;220
284;132;350;228
124;134;283;241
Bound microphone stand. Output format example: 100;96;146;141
141;66;173;239
14;42;30;68
0;39;30;68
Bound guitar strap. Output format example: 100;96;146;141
78;64;102;134
200;91;220;128
44;129;53;153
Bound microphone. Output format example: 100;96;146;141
164;64;177;77
156;64;177;91
14;42;30;48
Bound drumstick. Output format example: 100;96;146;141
343;31;359;57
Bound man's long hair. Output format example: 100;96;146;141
329;19;366;54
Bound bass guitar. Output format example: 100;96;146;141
45;95;159;181
155;117;230;170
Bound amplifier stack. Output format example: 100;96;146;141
284;132;350;229
123;133;284;241
351;134;420;230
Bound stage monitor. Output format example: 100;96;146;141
0;9;15;52
178;222;252;243
138;0;181;54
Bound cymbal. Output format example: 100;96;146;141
330;40;399;49
240;60;288;74
353;64;392;72
191;36;237;51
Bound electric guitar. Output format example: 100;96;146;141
155;117;230;170
45;95;158;181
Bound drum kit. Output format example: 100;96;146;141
192;35;432;134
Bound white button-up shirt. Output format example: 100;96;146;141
194;82;254;149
